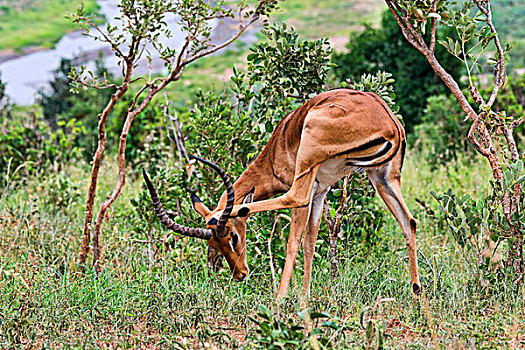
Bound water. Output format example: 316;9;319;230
0;0;189;105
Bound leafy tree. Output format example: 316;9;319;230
385;0;524;283
38;58;114;158
332;10;463;131
69;0;281;272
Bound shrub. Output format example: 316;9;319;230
415;94;474;170
0;108;85;181
38;57;114;158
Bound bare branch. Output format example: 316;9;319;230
467;113;491;157
183;16;258;67
503;122;521;161
385;0;427;51
473;0;506;108
429;0;438;52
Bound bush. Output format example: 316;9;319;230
414;94;474;170
431;159;525;290
0;72;11;117
247;305;351;349
38;57;114;159
0;107;85;182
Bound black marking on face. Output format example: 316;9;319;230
238;207;250;217
207;217;218;226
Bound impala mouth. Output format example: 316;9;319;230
234;272;249;282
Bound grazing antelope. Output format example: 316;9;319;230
143;88;421;299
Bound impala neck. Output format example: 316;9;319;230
215;158;290;211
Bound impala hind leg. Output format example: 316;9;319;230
302;188;329;299
276;206;310;299
367;165;422;296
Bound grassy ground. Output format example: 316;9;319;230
0;0;100;51
273;0;385;40
1;148;523;348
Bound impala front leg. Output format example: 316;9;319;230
276;206;310;299
223;166;322;217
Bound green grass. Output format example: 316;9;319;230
1;149;523;348
0;0;101;51
273;0;385;39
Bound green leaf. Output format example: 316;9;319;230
265;121;274;133
310;311;330;320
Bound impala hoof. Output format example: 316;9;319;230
412;283;422;296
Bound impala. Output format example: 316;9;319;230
143;88;421;299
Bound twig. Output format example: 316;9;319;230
429;0;438;53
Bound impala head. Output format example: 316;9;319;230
142;156;252;282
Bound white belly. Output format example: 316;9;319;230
315;158;362;195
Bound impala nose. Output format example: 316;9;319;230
235;272;249;282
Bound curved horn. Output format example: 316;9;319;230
142;169;212;240
191;156;234;237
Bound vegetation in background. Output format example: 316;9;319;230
492;0;525;69
274;0;385;39
415;94;474;169
0;71;9;115
332;10;464;131
0;0;101;51
38;58;114;158
1;0;525;348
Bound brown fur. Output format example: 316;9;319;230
192;89;421;298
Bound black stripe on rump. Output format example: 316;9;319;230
348;141;392;162
334;137;387;157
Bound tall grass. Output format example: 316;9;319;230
1;151;523;348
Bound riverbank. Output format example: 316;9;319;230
0;0;102;54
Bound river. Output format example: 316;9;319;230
0;0;229;105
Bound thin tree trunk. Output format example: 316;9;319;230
329;216;339;280
91;89;158;272
324;176;350;280
78;86;128;271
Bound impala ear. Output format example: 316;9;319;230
191;193;211;218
